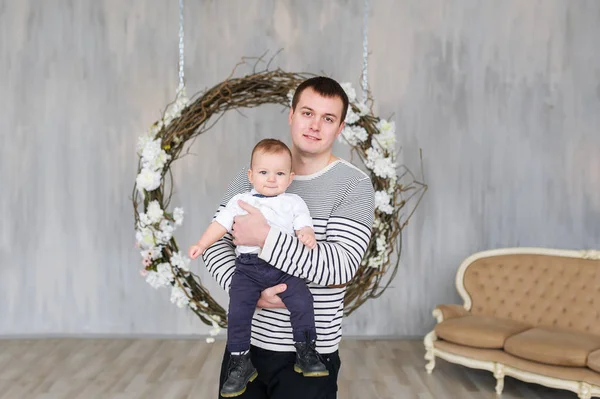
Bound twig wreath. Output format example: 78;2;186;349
132;64;427;338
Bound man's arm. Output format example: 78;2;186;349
259;177;375;286
201;168;251;292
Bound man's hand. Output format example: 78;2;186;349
232;200;270;248
297;226;316;249
256;284;287;309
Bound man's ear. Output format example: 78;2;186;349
336;121;345;138
247;169;253;185
288;107;294;125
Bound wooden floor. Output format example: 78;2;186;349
0;338;579;399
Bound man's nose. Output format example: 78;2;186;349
310;118;321;131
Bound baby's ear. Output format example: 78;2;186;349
247;169;253;184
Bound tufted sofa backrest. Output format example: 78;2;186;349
462;253;600;335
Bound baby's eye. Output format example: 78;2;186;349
277;172;285;176
259;171;267;175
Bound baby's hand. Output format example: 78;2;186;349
297;227;316;249
188;244;205;260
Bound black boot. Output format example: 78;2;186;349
293;335;329;377
220;351;258;397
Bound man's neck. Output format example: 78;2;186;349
291;149;337;176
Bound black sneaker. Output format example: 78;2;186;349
293;336;329;377
220;352;258;397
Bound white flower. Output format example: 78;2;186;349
170;286;190;308
287;89;295;106
140;246;163;260
175;89;189;109
156;220;174;244
163;114;175;128
141;138;162;164
144;149;170;172
365;148;397;179
163;89;189;127
376;119;395;135
209;317;222;337
374;120;397;152
376;236;387;253
146;270;170;288
137;134;171;171
372;218;383;229
146;201;164;224
189;301;198;310
206;337;215;344
136;227;156;249
173;207;184;226
156;262;175;282
341;83;357;103
138;213;152;227
136;135;154;156
341;125;368;146
140;137;170;172
171;251;190;272
355;101;370;116
374;191;394;214
367;255;383;269
136;168;161;192
344;107;360;125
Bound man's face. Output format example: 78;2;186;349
248;151;294;196
288;88;345;157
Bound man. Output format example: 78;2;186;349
203;76;375;398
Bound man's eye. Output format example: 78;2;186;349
303;111;312;117
325;117;334;123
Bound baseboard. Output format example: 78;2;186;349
0;333;422;341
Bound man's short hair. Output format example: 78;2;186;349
291;77;349;124
250;138;293;169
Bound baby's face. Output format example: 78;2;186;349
248;151;294;196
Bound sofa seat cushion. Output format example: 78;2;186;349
504;327;600;367
587;349;600;373
434;315;531;349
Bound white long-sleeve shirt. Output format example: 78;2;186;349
203;159;375;354
214;189;313;255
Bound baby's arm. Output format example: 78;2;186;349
189;222;228;259
189;193;243;259
296;226;316;249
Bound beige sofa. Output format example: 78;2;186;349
424;248;600;398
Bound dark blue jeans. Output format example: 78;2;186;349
227;253;316;353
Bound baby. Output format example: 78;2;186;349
189;138;328;398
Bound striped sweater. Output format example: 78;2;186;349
202;159;375;354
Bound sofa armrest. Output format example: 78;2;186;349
433;304;470;323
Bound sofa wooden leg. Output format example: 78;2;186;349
424;331;437;374
493;363;505;395
578;382;592;399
